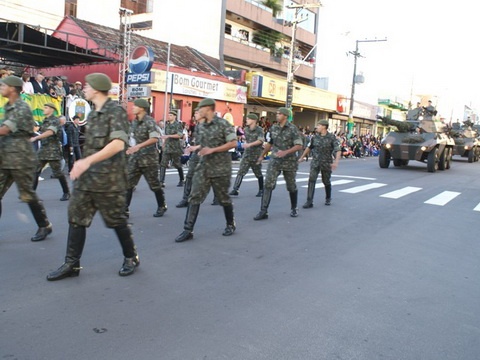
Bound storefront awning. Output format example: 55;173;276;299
0;21;118;67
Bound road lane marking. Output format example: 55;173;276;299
380;186;423;199
339;183;387;194
300;179;355;188
424;191;461;206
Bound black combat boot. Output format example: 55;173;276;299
303;181;316;209
290;190;299;217
114;224;140;276
176;177;191;208
47;225;86;281
159;166;166;187
177;168;185;187
153;189;167;217
58;175;70;201
28;200;52;241
325;184;332;205
229;175;243;196
222;204;236;236
32;171;41;190
175;204;200;242
211;195;219;205
125;188;133;218
256;176;264;197
254;188;272;220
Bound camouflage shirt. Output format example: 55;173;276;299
128;114;159;167
243;125;264;159
197;115;236;177
37;115;62;161
0;98;37;170
309;132;341;170
268;122;303;166
163;120;183;154
76;98;129;193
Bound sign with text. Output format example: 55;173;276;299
127;86;151;97
151;70;247;104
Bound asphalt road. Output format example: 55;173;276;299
1;155;480;360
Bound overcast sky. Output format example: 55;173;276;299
315;0;477;120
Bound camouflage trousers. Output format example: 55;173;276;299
264;159;297;192
237;155;262;178
309;161;332;186
68;189;128;228
186;153;200;179
36;159;64;178
160;152;183;170
189;165;232;206
0;167;39;203
127;162;162;191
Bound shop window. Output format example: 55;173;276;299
225;23;232;35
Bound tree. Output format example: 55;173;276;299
262;0;283;17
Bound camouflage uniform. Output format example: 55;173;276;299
159;120;184;186
0;98;51;241
175;114;237;242
255;121;303;219
303;132;340;207
176;124;201;208
33;114;70;200
126;114;167;217
230;125;264;196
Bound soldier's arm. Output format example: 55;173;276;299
0;125;11;136
298;147;311;162
70;139;125;180
257;142;272;163
30;129;54;142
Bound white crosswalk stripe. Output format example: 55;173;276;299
301;179;355;188
380;186;423;199
473;203;480;212
339;182;387;194
424;191;461;206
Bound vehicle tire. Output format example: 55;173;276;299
427;148;438;172
445;148;452;170
468;149;474;163
393;159;403;167
438;148;447;170
379;148;390;168
402;160;409;166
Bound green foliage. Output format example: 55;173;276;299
252;29;284;55
262;0;283;17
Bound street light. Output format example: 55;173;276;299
347;38;387;136
285;2;322;110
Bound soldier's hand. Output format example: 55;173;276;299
331;162;338;171
198;147;213;156
276;150;287;158
126;145;139;155
29;136;37;143
256;156;263;164
298;158;305;163
70;159;90;180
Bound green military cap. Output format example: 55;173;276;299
85;73;112;91
246;113;258;121
277;107;291;117
44;102;57;110
1;75;23;87
318;119;329;126
197;98;216;108
169;109;177;116
133;98;150;109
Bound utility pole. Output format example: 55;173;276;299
119;7;133;109
347;37;387;136
285;2;321;110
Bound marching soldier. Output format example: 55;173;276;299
229;113;264;197
47;73;139;281
159;110;185;187
299;120;341;208
176;109;205;208
125;98;167;218
0;75;53;242
31;103;71;201
254;107;303;220
175;98;237;242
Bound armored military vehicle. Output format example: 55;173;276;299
378;108;454;172
450;120;479;163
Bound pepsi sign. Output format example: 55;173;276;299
126;45;154;84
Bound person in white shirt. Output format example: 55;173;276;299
21;72;34;94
